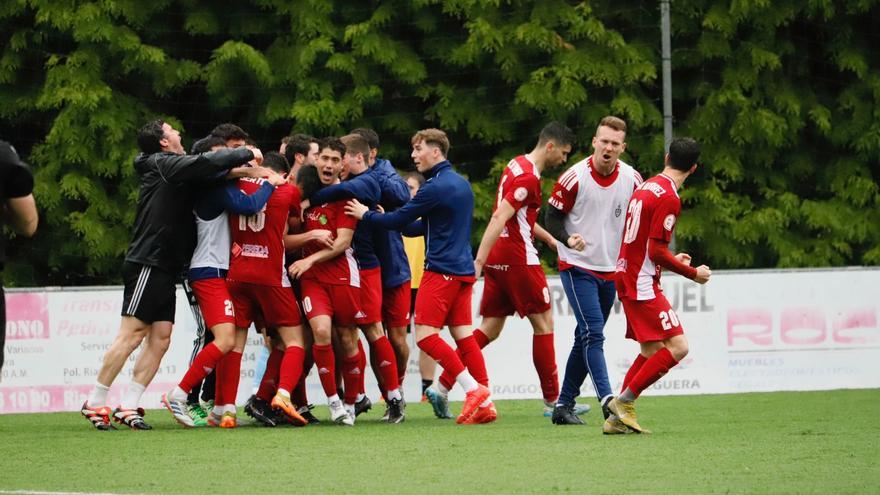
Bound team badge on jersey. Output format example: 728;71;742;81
514;187;528;202
615;204;622;217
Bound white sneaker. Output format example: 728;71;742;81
162;392;194;428
329;399;355;426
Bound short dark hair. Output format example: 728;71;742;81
318;136;346;156
284;133;317;164
668;137;700;171
537;121;575;147
190;135;226;154
210;123;249;141
262;151;290;174
351;128;379;149
296;163;323;200
137;119;166;154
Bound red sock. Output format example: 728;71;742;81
438;329;489;390
417;333;465;382
178;342;224;393
256;348;284;402
532;333;559;403
214;352;227;406
455;335;489;386
621;354;648;394
371;336;400;395
219;351;242;406
292;351;313;406
341;353;362;405
472;329;490;348
312;343;338;398
360;339;372;396
277;345;305;394
627;348;678;398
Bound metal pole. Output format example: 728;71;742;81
661;0;675;250
661;0;673;154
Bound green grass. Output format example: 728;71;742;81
1;389;878;494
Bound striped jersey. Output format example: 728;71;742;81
616;173;681;301
301;199;360;287
486;155;542;266
549;156;642;273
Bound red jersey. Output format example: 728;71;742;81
485;155;542;266
302;199;360;286
227;179;300;287
615;173;681;301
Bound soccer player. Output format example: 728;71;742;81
607;137;710;434
220;152;311;428
346;129;494;425
80;120;263;430
431;122;574;419
287;138;361;426
544;116;643;426
301;134;407;423
211;123;249;149
0;140;38;377
402;172;435;399
283;133;320;179
161;138;285;428
350;128;413;396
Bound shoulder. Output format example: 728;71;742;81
618;161;643;182
555;158;587;190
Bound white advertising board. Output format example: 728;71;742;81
2;268;878;413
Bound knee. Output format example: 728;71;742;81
213;337;235;354
312;327;332;345
669;340;689;361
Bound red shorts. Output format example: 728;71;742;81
414;271;475;328
479;264;550;318
382;280;412;328
621;294;684;343
190;278;235;328
359;267;383;325
300;279;363;327
227;281;301;329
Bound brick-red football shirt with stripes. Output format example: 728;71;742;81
485;155;543;266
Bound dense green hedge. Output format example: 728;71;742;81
1;0;877;285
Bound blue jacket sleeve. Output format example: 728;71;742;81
309;178;362;205
222;181;275;215
362;184;437;231
375;170;410;209
402;220;425;237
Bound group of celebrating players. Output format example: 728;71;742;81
79;114;710;435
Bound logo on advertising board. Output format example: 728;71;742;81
726;307;878;350
5;293;49;340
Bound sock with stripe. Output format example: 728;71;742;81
341;353;362;405
312;343;338;399
371;336;400;397
455;334;489;387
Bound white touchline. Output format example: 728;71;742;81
0;490;140;495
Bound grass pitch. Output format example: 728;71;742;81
0;389;877;494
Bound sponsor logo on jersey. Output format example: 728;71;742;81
319;214;328;225
663;214;676;231
513;187;528;202
354;310;367;319
486;264;510;271
242;243;269;258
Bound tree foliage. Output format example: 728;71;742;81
1;0;877;286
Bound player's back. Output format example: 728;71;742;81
486;155;542;266
616;173;680;301
228;178;300;287
423;162;474;275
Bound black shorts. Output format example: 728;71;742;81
121;261;178;323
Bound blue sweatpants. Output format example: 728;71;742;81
557;268;616;407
